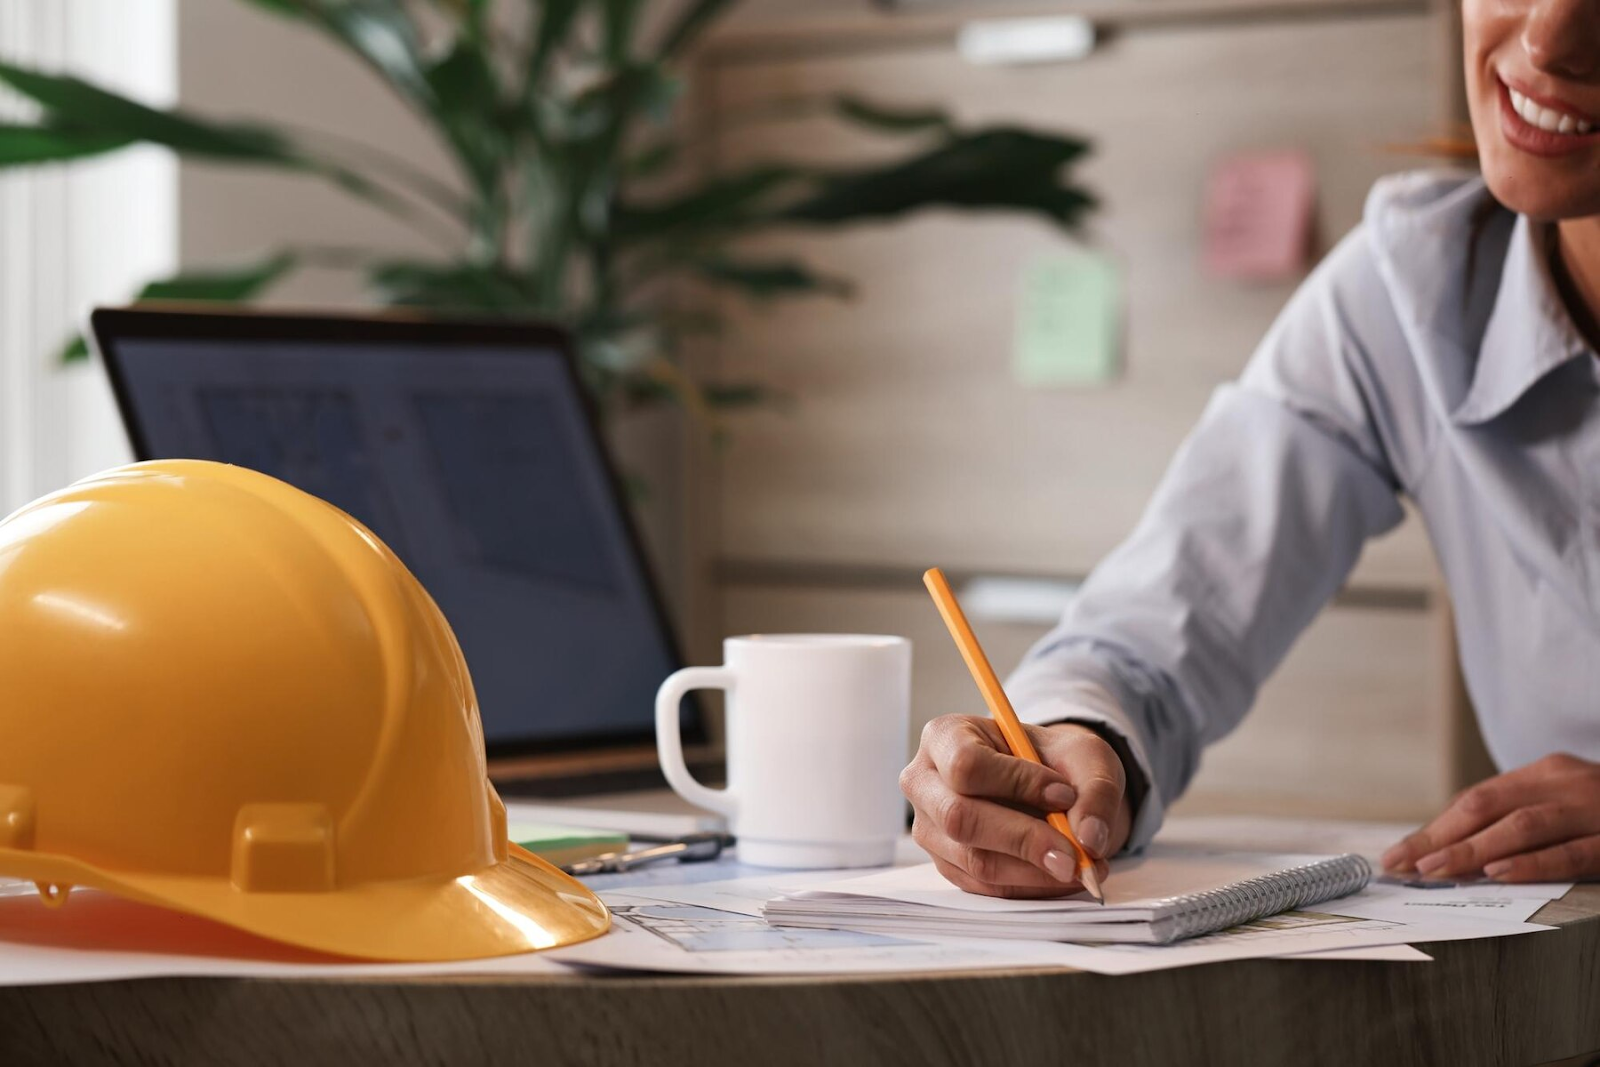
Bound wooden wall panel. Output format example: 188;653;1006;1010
720;584;1450;821
702;12;1445;590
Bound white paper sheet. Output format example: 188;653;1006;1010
1048;911;1551;976
1287;944;1432;962
1322;878;1572;925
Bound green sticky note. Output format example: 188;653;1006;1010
1013;251;1121;387
509;822;628;866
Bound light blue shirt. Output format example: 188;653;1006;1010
1009;171;1600;849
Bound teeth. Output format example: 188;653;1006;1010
1509;87;1594;135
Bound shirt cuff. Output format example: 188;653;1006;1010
1014;675;1166;853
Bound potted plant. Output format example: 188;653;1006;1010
0;0;1095;427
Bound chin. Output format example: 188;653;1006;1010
1480;150;1600;222
1468;75;1600;222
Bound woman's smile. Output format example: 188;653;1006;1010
1497;74;1600;158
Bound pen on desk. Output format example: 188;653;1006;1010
560;832;732;876
922;567;1106;904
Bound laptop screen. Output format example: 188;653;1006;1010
94;312;698;757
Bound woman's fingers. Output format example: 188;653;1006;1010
922;716;1077;812
903;775;1085;881
1036;726;1129;860
928;855;1088;900
1411;803;1590;877
1483;834;1600;882
1381;771;1543;871
1381;755;1600;873
914;821;1083;895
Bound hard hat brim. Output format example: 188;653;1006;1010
0;843;609;962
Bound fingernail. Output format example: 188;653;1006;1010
1484;860;1513;879
1078;816;1110;858
1042;849;1079;883
1415;852;1447;875
1379;846;1405;869
1042;783;1076;810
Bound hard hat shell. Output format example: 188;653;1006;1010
0;460;607;961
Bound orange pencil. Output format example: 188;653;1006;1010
922;567;1106;904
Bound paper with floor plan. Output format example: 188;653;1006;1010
536;886;1535;976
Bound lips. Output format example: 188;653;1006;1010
1496;76;1600;158
1506;84;1595;135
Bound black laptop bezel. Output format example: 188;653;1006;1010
91;306;706;760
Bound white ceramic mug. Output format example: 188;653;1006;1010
655;634;911;869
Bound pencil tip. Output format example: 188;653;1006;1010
1079;864;1105;904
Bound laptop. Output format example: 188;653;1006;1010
92;308;720;827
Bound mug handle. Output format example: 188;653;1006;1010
655;667;737;818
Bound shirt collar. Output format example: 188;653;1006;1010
1451;214;1592;426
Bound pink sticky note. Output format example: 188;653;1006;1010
1202;150;1317;282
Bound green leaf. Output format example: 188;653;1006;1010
58;253;299;364
234;0;303;16
656;0;739;58
134;253;299;303
367;261;532;312
691;255;854;299
236;1;437;111
457;0;490;39
602;0;648;62
0;60;444;232
705;381;786;409
613;165;809;241
423;36;506;194
777;128;1095;229
307;2;434;106
0;124;133;164
58;334;91;363
0;61;307;165
529;0;584;83
833;95;954;136
625;137;679;177
426;39;498;117
566;62;681;128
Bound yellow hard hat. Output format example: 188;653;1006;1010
0;460;608;961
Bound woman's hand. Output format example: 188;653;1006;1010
899;715;1132;898
1381;753;1600;882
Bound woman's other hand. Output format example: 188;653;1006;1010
1381;754;1600;882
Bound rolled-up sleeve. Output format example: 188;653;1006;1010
1007;228;1410;850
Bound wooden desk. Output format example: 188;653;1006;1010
1;885;1595;1066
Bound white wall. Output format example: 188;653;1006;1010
0;0;171;513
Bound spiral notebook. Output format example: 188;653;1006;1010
763;846;1373;945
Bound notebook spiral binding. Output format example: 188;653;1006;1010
1156;854;1373;944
